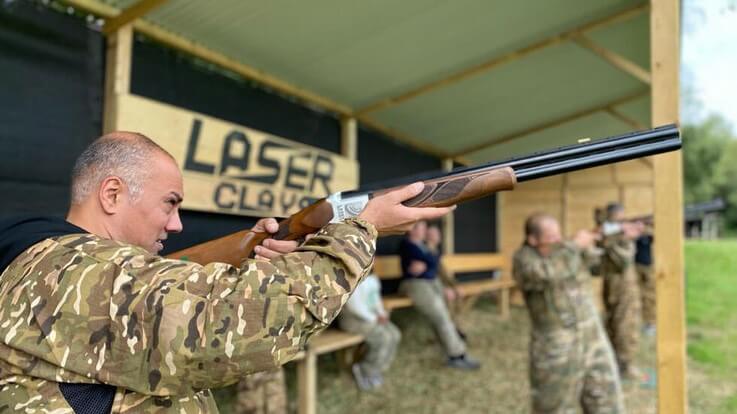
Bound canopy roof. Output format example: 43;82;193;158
72;0;652;164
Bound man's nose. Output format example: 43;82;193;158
167;210;183;233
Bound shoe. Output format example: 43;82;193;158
446;354;481;370
620;364;643;381
367;373;384;388
351;364;372;391
640;367;657;389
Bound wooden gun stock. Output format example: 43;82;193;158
167;199;336;267
167;167;517;266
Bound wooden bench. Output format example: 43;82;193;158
375;253;515;318
293;252;514;414
293;329;364;414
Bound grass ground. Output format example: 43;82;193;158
213;239;737;413
685;240;737;414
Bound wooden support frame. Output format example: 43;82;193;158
604;107;653;168
573;35;651;84
64;0;353;117
340;116;357;160
297;352;317;414
442;158;455;256
605;107;645;130
102;0;169;35
103;24;133;133
355;2;648;116
453;89;649;158
357;116;450;158
650;0;687;412
63;0;454;159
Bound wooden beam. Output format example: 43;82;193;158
442;158;455;256
62;0;353;117
64;0;455;161
103;24;133;133
453;89;649;158
651;0;687;413
574;35;651;84
604;107;653;168
340;116;357;160
357;116;450;159
296;352;317;414
356;2;648;116
605;107;645;130
102;0;169;35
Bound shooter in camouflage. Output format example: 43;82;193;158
0;132;452;413
600;203;644;379
513;213;624;414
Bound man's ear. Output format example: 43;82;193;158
99;176;124;214
526;234;538;247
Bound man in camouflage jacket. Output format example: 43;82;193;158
0;132;452;413
513;213;624;414
600;203;644;379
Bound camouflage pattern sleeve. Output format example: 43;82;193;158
512;243;580;291
0;218;376;399
581;246;603;268
602;234;635;271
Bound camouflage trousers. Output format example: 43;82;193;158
399;278;466;357
603;266;642;370
338;312;401;376
234;368;287;414
529;318;625;414
636;264;656;325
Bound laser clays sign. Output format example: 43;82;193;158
115;94;358;217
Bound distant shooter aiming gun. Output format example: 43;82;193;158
595;204;653;237
169;124;681;265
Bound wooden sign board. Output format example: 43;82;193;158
115;94;358;217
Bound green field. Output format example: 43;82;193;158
686;240;737;413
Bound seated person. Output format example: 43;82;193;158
339;274;401;391
398;221;480;370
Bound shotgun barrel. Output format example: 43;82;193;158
168;124;681;265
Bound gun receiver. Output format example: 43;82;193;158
168;124;680;266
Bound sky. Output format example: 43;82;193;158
681;0;737;127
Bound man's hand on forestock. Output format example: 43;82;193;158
622;221;645;240
358;182;455;235
573;229;599;249
251;218;301;260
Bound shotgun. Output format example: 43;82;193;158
168;124;681;266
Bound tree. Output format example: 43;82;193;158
682;115;734;205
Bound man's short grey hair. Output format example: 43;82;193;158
70;132;172;205
525;212;557;238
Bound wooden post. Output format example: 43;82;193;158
103;24;133;133
651;0;687;413
340;116;357;160
442;158;455;256
297;352;317;414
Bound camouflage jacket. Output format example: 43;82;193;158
0;218;376;413
512;242;599;331
600;233;635;275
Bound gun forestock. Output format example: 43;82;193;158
373;166;517;207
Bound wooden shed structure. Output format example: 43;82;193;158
57;0;686;411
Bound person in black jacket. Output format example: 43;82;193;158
398;221;480;370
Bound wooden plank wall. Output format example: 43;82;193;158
500;161;653;263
